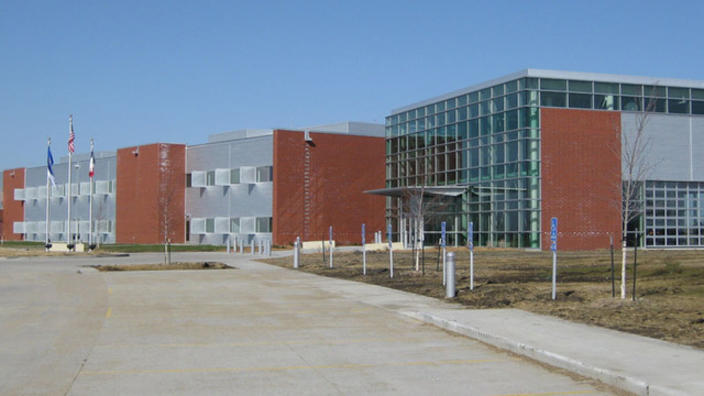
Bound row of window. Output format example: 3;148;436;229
186;166;273;187
387;77;704;130
14;181;116;200
191;216;272;234
387;108;542;140
642;180;704;247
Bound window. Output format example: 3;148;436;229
256;217;272;233
540;91;566;107
230;218;240;233
256;166;273;182
186;173;192;187
205;218;215;233
206;171;215;186
569;93;592;109
540;78;566;91
230;168;240;184
595;94;619;110
569;80;592;93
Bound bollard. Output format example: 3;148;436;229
267;240;272;256
258;240;263;255
293;237;300;268
362;223;367;276
226;239;230;254
250;240;255;256
233;237;237;253
239;239;244;254
446;252;456;298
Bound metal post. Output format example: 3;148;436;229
239;239;244;254
610;234;615;298
552;250;557;300
226;238;230;254
88;138;94;248
550;217;558;300
294;237;300;268
258;239;263;255
250;239;255;256
329;225;333;269
446;252;456;298
468;221;474;291
67;115;73;245
362;223;366;276
45;138;51;251
441;221;446;286
388;223;393;278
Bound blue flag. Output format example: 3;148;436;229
47;146;56;187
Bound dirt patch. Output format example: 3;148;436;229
91;262;232;271
261;248;704;349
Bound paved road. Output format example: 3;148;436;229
0;253;613;395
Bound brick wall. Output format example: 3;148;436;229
2;168;25;241
116;144;185;244
272;130;386;245
541;108;622;250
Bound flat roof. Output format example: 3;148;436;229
391;69;704;115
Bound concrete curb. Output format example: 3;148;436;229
400;310;678;396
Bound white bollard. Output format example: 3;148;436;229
226;239;230;254
446;252;456;298
239;239;244;254
250;240;255;256
293;237;300;268
258;240;263;255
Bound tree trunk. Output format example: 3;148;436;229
621;239;627;299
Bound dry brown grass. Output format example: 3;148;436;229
262;248;704;349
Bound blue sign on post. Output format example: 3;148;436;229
387;223;392;247
550;217;558;251
441;221;446;248
361;223;365;246
468;221;474;251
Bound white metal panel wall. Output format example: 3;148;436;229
621;113;704;182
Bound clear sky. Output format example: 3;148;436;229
1;0;703;170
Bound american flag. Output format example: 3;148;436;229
89;139;95;178
68;115;75;153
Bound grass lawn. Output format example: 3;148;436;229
262;248;704;349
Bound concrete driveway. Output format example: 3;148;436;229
0;252;613;395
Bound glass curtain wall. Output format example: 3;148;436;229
386;78;541;248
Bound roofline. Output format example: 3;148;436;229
390;69;704;115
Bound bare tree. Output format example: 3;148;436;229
156;145;179;265
401;184;456;273
618;91;658;299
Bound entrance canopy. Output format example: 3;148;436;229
365;185;467;197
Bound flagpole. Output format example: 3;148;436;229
67;115;73;246
89;138;94;248
46;138;51;250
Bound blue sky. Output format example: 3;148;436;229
1;0;703;170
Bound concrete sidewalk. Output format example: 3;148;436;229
261;257;704;396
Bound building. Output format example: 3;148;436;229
2;122;385;246
378;69;704;250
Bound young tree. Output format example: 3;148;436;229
156;145;179;265
618;93;657;299
401;185;457;273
